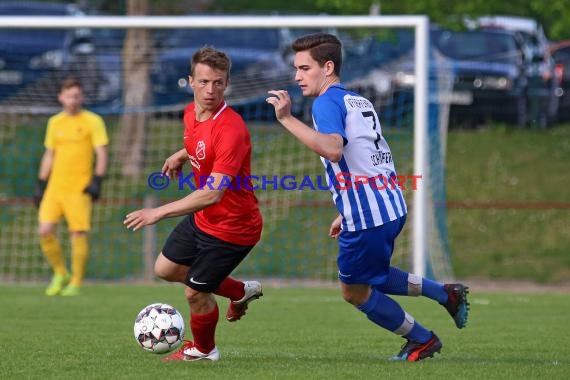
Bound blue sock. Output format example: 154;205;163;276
422;277;448;304
357;289;432;343
375;267;448;304
404;323;433;344
374;267;408;295
358;289;432;343
357;289;405;331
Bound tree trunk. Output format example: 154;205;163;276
118;0;154;177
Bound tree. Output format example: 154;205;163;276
117;0;155;177
203;0;570;40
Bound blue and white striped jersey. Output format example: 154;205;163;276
312;84;407;231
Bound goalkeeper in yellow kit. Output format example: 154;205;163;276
34;78;109;296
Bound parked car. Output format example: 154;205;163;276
0;2;114;109
391;27;529;127
549;40;570;120
471;16;559;127
393;28;528;126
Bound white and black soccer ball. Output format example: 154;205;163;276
133;303;185;354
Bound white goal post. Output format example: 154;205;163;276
0;15;431;277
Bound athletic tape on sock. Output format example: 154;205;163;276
407;273;422;296
394;312;415;336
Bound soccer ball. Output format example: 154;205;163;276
133;303;185;354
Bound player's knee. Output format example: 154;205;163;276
341;284;371;306
341;288;361;305
341;292;357;305
184;286;200;301
184;287;212;309
38;224;56;237
153;260;171;281
154;253;178;281
153;263;170;281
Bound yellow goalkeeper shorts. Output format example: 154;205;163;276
38;191;92;232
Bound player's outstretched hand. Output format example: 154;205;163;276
124;208;162;231
329;214;343;239
84;175;104;201
266;90;292;120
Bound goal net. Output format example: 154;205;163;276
0;15;453;283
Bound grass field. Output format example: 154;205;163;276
446;125;570;282
3;284;568;379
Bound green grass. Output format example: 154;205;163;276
2;284;568;379
446;125;570;282
446;125;570;202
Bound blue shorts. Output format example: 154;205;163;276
337;215;406;285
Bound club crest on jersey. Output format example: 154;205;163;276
196;140;206;160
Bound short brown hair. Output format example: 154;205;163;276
292;33;342;76
191;46;232;79
60;77;82;92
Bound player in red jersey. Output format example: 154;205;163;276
124;46;263;361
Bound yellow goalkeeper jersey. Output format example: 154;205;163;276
44;110;108;194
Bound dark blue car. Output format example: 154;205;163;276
391;28;529;127
0;2;105;108
435;28;529;127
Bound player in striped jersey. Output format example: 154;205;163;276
267;33;469;361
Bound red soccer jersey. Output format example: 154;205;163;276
182;101;262;246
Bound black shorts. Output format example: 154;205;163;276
162;214;254;293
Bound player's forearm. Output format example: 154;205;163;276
94;145;108;177
278;115;343;162
156;189;223;219
37;150;53;180
173;148;189;163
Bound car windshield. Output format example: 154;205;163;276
435;31;520;63
164;28;280;50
